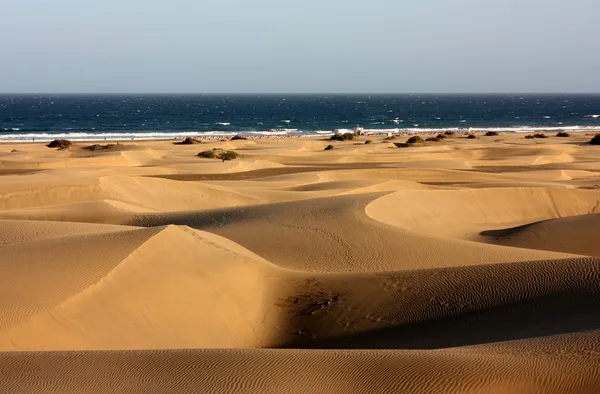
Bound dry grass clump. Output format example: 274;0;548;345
364;140;372;144
485;131;499;136
590;134;600;145
556;132;571;137
217;150;239;161
533;133;548;138
444;131;455;135
330;133;356;141
47;139;72;149
466;134;477;139
406;136;424;144
197;150;217;158
174;137;202;145
198;149;239;161
324;144;335;151
83;144;117;151
426;137;442;142
230;135;248;141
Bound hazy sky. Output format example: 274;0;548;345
1;0;599;93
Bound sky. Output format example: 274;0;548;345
0;0;599;93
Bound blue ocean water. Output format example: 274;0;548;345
1;94;599;141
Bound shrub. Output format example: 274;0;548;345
47;139;72;149
466;134;477;139
330;133;356;141
364;140;372;144
436;134;447;139
383;135;397;141
324;144;334;150
444;131;455;135
217;150;239;161
230;135;248;141
175;137;202;145
84;143;116;151
394;142;410;148
426;137;441;142
525;135;535;139
533;133;548;138
406;136;424;144
197;150;217;158
590;134;600;145
485;131;499;136
556;132;570;137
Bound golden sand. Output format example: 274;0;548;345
1;132;600;393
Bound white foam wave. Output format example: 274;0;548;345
281;120;291;123
216;122;231;126
586;115;600;118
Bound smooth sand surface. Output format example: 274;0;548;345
1;132;600;393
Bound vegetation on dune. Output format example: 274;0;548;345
217;150;239;161
466;134;477;139
590;134;600;145
197;149;240;161
324;144;335;151
175;137;202;145
47;139;72;149
556;132;571;137
364;140;372;144
436;134;447;139
83;143;118;151
426;137;442;142
485;131;499;136
406;136;424;144
197;149;217;158
330;132;356;141
525;135;535;139
230;135;248;141
444;131;455;135
533;133;548;138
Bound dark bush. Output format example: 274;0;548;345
466;134;477;139
444;131;456;135
436;134;447;139
324;144;334;150
406;136;424;144
394;142;410;148
533;133;548;138
525;135;535;139
175;137;202;145
485;131;499;136
330;133;356;141
364;140;372;144
590;134;600;145
47;139;72;149
556;132;570;137
230;135;248;141
197;150;217;158
217;150;239;161
426;137;441;142
84;144;116;151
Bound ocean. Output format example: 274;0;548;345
1;94;599;142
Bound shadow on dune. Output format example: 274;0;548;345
280;288;600;350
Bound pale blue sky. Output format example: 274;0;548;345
0;0;598;93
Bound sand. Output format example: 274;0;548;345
1;132;600;393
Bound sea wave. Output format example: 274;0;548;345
2;125;600;142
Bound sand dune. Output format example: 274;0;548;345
1;133;600;393
482;213;600;256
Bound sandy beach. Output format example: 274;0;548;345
1;131;600;393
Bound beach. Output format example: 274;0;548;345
1;131;600;393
